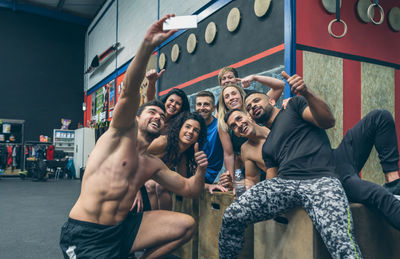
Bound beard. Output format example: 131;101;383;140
254;105;274;125
144;128;161;142
139;121;162;143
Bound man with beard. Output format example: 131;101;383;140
226;107;400;230
60;15;208;259
195;91;228;192
225;109;274;186
218;71;362;259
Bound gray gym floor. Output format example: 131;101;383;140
0;177;81;259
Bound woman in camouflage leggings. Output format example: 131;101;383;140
218;176;362;259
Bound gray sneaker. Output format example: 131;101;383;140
384;179;400;195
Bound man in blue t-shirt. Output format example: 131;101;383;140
218;71;362;259
196;91;228;193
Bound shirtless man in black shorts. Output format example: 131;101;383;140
59;15;208;259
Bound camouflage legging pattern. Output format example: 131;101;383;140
218;177;362;259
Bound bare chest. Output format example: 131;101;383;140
247;143;267;172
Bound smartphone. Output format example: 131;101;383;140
163;15;198;31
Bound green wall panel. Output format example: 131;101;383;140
361;63;395;185
303;51;343;148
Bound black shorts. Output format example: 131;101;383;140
59;211;143;259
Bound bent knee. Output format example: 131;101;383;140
178;214;196;240
370;109;394;123
344;177;388;204
183;214;196;231
221;207;239;228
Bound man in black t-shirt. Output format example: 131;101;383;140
226;108;400;231
218;72;362;259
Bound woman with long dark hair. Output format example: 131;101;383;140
145;112;207;210
159;88;190;134
145;69;190;134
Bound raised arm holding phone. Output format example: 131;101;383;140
59;15;209;259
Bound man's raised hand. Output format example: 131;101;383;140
144;14;178;48
239;75;255;88
146;69;165;83
281;71;308;96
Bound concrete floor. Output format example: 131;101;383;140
0;177;81;259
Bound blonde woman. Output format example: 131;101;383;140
217;67;285;188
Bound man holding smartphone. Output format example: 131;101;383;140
59;15;209;259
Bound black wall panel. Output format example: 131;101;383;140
0;9;86;141
158;0;284;96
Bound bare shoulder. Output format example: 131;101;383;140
140;152;167;176
142;152;163;165
241;139;263;162
87;122;138;164
147;135;167;155
109;120;138;138
240;141;251;159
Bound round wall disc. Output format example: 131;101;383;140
205;22;217;44
186;33;197;54
322;0;342;14
171;44;180;63
356;0;373;23
388;7;400;32
254;0;271;17
158;52;166;69
227;7;241;32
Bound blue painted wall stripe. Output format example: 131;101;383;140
284;0;296;98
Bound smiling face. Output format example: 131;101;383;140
137;105;166;138
245;93;273;124
220;71;237;86
223;86;243;110
195;96;215;122
178;119;201;146
226;110;254;138
165;94;183;117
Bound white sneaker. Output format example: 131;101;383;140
394;195;400;201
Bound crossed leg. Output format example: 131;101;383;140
334;109;400;229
